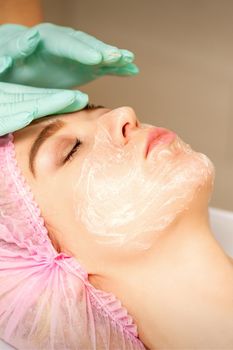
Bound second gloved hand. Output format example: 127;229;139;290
0;82;89;136
0;23;139;88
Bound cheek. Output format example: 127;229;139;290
71;133;215;251
32;174;74;233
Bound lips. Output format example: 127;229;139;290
145;127;176;158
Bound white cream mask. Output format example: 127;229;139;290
73;108;215;250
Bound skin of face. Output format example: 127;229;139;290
13;105;214;272
13;106;233;349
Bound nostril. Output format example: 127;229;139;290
122;122;130;137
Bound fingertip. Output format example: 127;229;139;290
69;91;89;111
88;50;102;64
99;63;140;77
17;28;40;56
57;91;89;113
120;49;135;63
33;90;77;119
102;47;122;63
121;63;140;75
20;113;34;127
50;90;77;106
75;91;89;107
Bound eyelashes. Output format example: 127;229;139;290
63;103;105;164
63;138;82;163
84;103;105;110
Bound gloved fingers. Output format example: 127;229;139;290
0;91;76;119
0;83;89;113
31;90;89;119
0;89;89;135
98;63;139;76
73;31;122;64
0;56;13;75
37;27;102;65
35;23;131;65
0;112;34;136
98;51;136;69
0;28;40;60
119;49;135;65
0;82;73;101
56;91;89;114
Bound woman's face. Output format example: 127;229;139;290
13;105;214;273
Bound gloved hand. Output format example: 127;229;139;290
0;82;88;136
0;23;139;88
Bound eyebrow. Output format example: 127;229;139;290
29;119;65;177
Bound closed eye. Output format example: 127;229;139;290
63;138;82;163
63;103;105;164
84;103;105;110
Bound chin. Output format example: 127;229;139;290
144;138;215;231
186;147;215;198
166;148;215;232
188;152;215;213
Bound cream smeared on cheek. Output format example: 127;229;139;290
72;117;215;251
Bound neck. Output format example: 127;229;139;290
94;196;233;349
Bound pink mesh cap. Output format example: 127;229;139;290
0;133;146;350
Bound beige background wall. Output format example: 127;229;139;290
42;0;233;211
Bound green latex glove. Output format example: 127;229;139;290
0;23;139;88
0;82;89;136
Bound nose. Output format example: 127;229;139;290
100;106;139;145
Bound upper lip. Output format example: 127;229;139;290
144;127;174;158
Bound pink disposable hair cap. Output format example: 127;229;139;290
0;133;145;350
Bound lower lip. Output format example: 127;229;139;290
147;131;176;155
